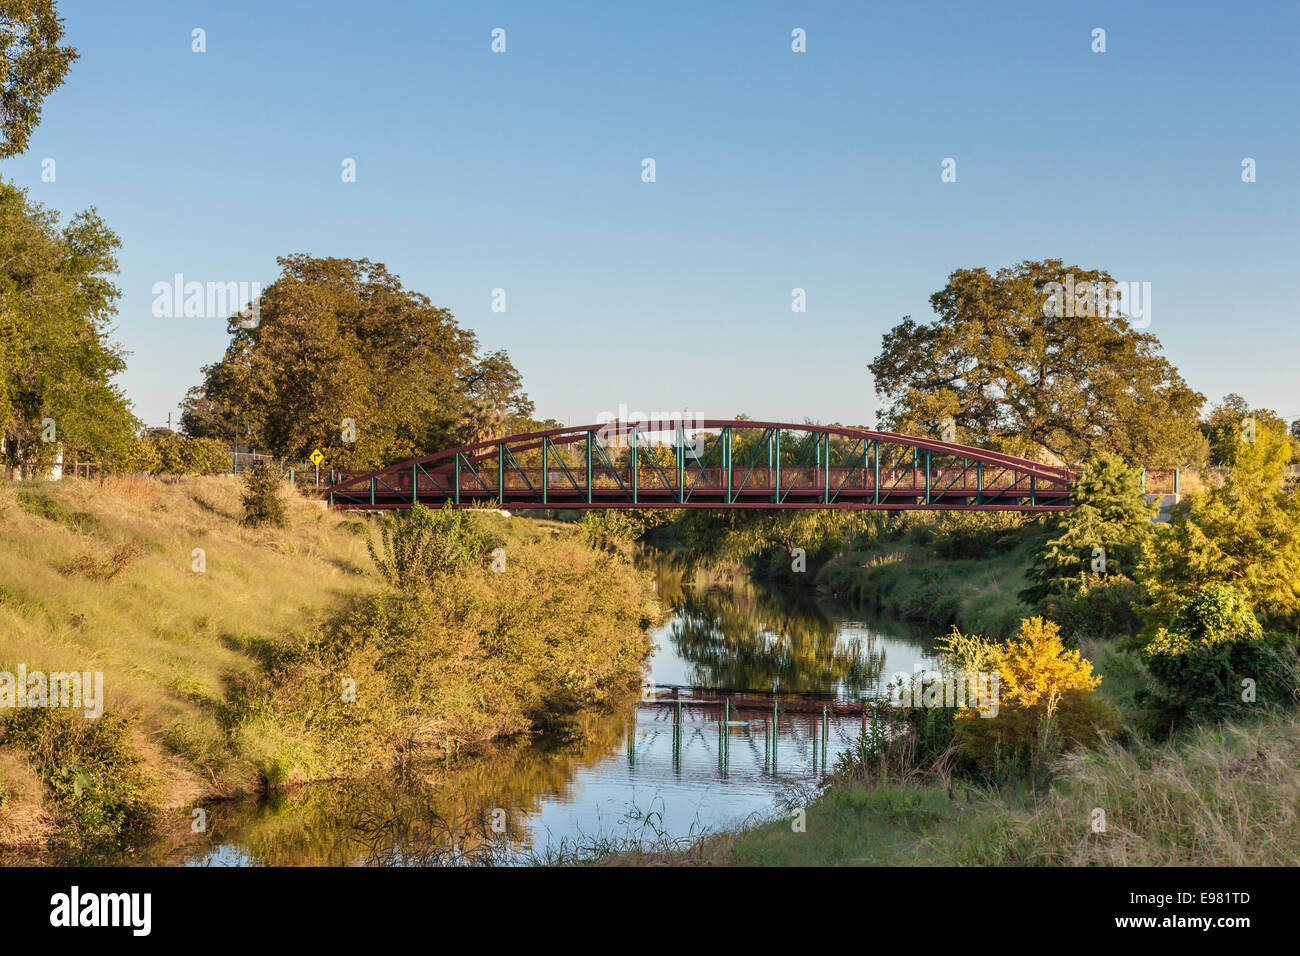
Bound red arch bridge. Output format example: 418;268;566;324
321;420;1180;512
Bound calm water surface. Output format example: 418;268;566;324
95;547;938;866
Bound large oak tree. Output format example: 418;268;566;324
868;260;1203;466
185;255;536;469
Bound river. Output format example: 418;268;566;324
68;546;939;866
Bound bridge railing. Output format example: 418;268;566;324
1141;468;1180;495
321;421;1083;511
328;466;1070;508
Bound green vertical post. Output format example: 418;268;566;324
774;429;782;503
498;443;506;505
676;424;684;502
723;704;729;775
764;697;774;775
822;706;829;772
863;439;870;503
674;695;682;772
630;427;638;504
1030;473;1036;507
329;469;335;508
585;432;593;504
924;449;931;505
541;438;548;505
823;434;831;504
411;463;418;505
369;476;375;506
873;440;880;504
1174;467;1180;496
977;461;983;505
724;427;732;504
288;468;294;486
453;455;460;505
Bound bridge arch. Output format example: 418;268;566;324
321;420;1079;512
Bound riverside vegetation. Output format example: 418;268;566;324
4;12;1296;865
0;473;659;849
582;418;1300;866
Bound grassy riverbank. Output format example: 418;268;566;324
815;515;1048;636
0;476;658;848
598;707;1300;866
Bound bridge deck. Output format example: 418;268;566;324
329;464;1074;511
319;421;1179;512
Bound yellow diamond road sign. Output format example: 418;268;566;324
309;449;324;467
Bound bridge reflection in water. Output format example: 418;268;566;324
631;684;889;780
114;554;942;866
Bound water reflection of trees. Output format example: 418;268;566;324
640;546;886;694
172;702;641;867
113;547;913;867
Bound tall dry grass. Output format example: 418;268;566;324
0;476;660;846
0;475;380;837
963;709;1300;865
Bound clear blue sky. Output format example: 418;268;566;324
2;0;1297;429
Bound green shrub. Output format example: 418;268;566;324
1021;453;1154;605
121;433;230;475
0;709;155;841
954;689;1120;784
240;463;287;528
912;512;1033;559
165;435;229;475
16;491;98;531
229;523;658;783
1140;583;1300;728
366;502;497;587
1036;574;1144;641
578;509;666;550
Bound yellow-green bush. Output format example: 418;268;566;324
949;618;1118;778
227;517;660;785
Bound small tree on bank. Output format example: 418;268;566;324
1021;453;1155;605
241;463;287;528
1139;417;1300;630
367;502;496;588
1140;583;1300;729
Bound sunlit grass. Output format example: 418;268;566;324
0;476;660;847
0;475;380;836
963;708;1300;865
615;708;1300;867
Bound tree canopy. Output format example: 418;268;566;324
1201;393;1299;466
184;255;535;469
1139;415;1300;629
0;181;137;474
0;0;77;158
868;259;1203;467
